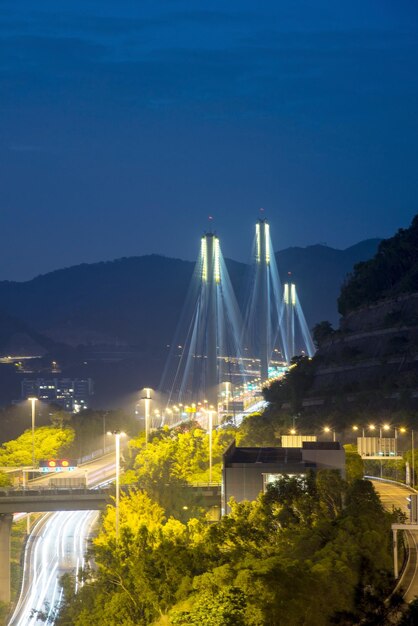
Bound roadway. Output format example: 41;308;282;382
8;453;117;625
8;510;99;625
370;478;418;603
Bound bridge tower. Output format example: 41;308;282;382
283;282;315;360
256;219;271;381
201;233;220;406
243;218;285;379
283;282;296;360
160;231;246;408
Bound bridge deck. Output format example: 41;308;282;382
0;488;111;513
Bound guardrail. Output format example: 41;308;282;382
365;475;418;494
367;475;417;597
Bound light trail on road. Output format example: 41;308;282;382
9;509;99;625
8;456;116;625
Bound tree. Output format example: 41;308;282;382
0;426;74;466
312;320;335;349
171;587;247;626
344;444;364;483
264;356;315;413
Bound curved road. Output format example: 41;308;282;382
370;478;418;603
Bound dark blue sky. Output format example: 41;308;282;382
1;0;417;280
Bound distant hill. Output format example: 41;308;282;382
265;215;418;424
0;239;380;348
276;239;381;327
338;216;418;314
0;310;58;355
0;240;381;406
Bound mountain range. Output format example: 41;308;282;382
0;239;381;406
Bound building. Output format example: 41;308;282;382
21;378;94;412
222;440;345;513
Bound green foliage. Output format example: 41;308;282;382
0;471;12;487
171;587;247;625
10;518;28;602
68;409;137;459
264;356;315;413
127;425;233;517
312;320;335;348
49;410;72;429
338;214;418;315
57;470;396;626
236;412;278;446
0;426;74;466
344;444;364;483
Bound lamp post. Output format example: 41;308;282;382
141;388;152;446
103;411;107;455
207;405;216;483
324;426;336;442
107;429;125;543
28;397;37;469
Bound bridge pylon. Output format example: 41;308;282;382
160;231;246;407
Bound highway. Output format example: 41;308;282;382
9;510;99;625
370;479;410;516
370;478;418;603
8;454;117;625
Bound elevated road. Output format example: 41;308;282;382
370;478;418;603
6;453;117;625
0;488;109;514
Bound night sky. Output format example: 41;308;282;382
1;1;417;280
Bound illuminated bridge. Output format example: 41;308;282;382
159;218;315;415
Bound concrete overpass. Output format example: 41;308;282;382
0;487;110;514
0;487;111;606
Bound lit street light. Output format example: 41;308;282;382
323;426;336;442
207;405;216;483
107;429;125;543
140;388;152;446
28;397;38;469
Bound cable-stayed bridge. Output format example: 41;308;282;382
158;218;314;424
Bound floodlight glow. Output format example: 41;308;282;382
284;283;289;304
291;283;296;306
214;237;221;283
256;222;260;263
265;222;270;264
201;237;207;282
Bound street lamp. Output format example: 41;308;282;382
324;426;336;442
399;428;415;486
140;388;152;446
107;429;125;543
207;405;216;483
28;397;38;469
